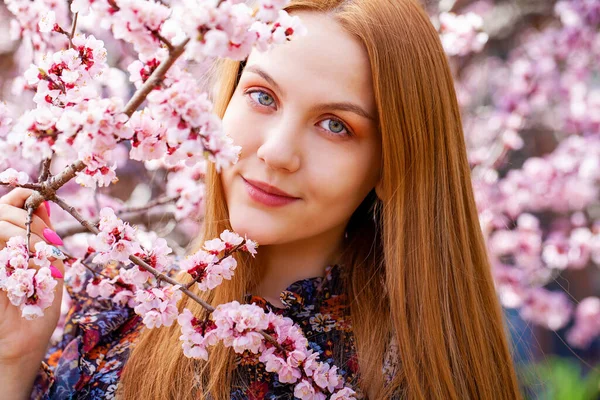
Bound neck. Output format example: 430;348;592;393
251;224;345;308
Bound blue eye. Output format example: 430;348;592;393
318;118;351;136
248;90;275;107
245;89;352;137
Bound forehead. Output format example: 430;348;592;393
243;11;375;113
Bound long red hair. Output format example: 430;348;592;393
120;0;522;398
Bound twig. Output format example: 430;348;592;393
26;207;35;255
57;210;177;237
52;194;287;354
13;31;288;352
184;243;244;290
47;160;87;191
122;38;190;117
0;182;42;190
61;249;113;280
53;195;99;234
22;35;191;213
117;195;179;216
38;157;53;182
149;27;174;51
70;12;79;48
52;195;213;309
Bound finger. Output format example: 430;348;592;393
0;204;60;246
0;188;53;229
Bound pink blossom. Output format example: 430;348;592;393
3;268;36;306
165;162;206;220
38;10;57;33
312;362;343;393
133;285;183;329
30;242;65;273
220;229;244;248
127;111;167;162
212;301;268;354
86;277;117;299
113;0;170;55
330;387;358;400
203;238;226;254
89;208;144;265
0;168;30;185
520;289;573;330
0;236;60;319
438;12;489;57
566;297;600;348
178;308;219;360
64;259;89;293
135;237;173;273
256;0;289;23
241;238;258;256
23;267;58;319
293;380;325;400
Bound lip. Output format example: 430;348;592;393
242;177;300;207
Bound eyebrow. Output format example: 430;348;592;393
244;65;376;121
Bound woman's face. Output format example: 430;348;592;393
220;11;381;246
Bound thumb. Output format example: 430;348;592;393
0;188;54;229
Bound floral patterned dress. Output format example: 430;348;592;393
30;264;397;399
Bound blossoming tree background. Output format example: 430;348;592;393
0;0;598;398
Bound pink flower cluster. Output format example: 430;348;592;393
181;230;257;292
89;207;144;266
0;168;30;186
173;0;307;62
438;11;488;57
71;0;171;56
133;284;182;329
177;302;357;399
566;297;600;349
5;0;69;54
24;34;107;107
519;288;573;331
164;161;207;220
144;71;241;172
0;236;64;319
58;98;132;187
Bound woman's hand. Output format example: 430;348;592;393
0;188;65;377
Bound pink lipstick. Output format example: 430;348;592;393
243;177;300;207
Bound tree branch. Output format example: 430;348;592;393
57;210;178;237
53;194;214;310
22;34;192;211
122;37;190;118
116;195;179;216
38;157;52;182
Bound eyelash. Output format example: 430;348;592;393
244;89;354;137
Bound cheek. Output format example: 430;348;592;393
222;97;262;156
305;142;380;219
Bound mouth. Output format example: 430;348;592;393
242;176;300;207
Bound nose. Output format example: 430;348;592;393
256;115;302;173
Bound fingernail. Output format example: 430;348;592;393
44;201;51;218
49;265;63;279
43;228;64;246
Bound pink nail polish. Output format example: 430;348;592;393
44;201;51;218
43;228;64;246
49;265;63;279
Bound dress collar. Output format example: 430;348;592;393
244;264;344;312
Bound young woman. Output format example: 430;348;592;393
0;0;522;398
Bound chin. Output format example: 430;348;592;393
228;207;279;246
229;207;293;246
